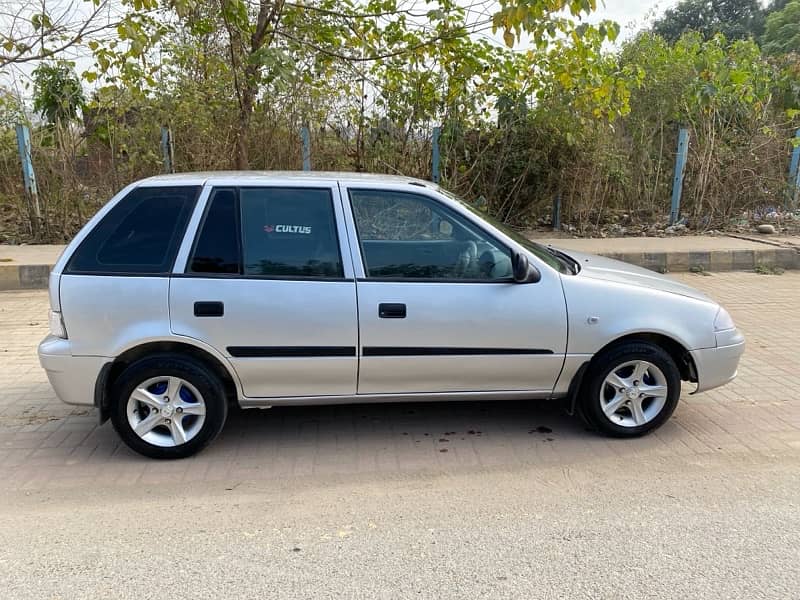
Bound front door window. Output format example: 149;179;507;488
349;189;512;281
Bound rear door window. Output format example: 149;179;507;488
239;187;343;278
66;186;199;274
188;189;240;274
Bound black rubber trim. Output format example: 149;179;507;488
65;272;172;278
94;362;113;425
362;347;553;357
566;360;591;418
356;277;514;284
228;346;356;358
172;273;353;282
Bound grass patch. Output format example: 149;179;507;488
689;265;712;276
754;263;785;275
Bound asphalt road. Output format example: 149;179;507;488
1;450;798;599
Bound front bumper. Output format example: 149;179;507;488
690;328;745;393
38;335;110;406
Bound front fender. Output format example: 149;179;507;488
561;275;718;355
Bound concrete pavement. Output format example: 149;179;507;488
0;452;797;600
0;271;798;597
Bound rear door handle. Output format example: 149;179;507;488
378;303;406;319
194;301;224;317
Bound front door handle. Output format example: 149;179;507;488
378;303;406;319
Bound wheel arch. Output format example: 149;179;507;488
97;340;241;424
594;332;697;383
567;331;698;417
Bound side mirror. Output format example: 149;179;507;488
512;252;541;283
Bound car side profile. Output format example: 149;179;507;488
38;172;745;459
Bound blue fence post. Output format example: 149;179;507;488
552;193;561;231
431;126;441;184
160;126;174;174
670;127;689;226
15;124;41;222
300;125;311;171
787;129;800;209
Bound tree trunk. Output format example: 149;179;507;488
221;0;285;170
234;91;253;169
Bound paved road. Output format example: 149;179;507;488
0;272;798;598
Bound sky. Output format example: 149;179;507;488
457;0;681;50
590;0;678;38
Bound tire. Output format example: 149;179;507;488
580;341;681;438
110;354;228;459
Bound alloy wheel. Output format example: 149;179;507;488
599;360;669;428
126;376;207;447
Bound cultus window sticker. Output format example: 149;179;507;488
263;225;312;234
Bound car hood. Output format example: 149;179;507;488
557;249;715;303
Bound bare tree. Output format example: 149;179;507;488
0;0;116;67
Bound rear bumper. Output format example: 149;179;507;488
38;335;110;407
690;331;745;393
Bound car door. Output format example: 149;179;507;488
342;183;567;396
170;181;358;398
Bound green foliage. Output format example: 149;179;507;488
754;263;785;274
4;0;800;243
652;0;765;43
762;1;800;55
0;89;25;130
32;62;85;125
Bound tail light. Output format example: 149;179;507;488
48;310;68;339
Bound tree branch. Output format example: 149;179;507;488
273;20;492;63
0;0;112;67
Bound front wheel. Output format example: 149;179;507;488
580;342;681;437
110;354;228;459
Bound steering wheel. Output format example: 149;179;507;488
453;241;478;278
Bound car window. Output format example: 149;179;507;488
189;189;240;274
239;187;343;278
439;188;571;274
349;189;513;280
66;185;200;274
351;192;451;241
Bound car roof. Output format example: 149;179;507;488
138;170;437;188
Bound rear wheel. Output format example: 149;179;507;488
110;354;228;459
581;342;681;437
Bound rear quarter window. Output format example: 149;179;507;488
66;186;200;275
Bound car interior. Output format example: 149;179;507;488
351;192;513;280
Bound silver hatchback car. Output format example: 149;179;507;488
38;172;744;458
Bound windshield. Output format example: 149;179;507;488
440;189;573;274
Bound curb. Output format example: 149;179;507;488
602;247;799;274
0;264;51;291
0;247;798;291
